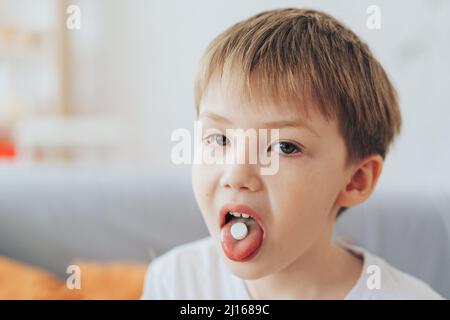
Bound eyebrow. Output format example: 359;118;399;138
200;111;320;138
199;111;232;125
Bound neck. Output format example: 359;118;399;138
244;237;363;300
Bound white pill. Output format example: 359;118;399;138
230;222;248;240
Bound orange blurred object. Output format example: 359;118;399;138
0;256;147;300
0;141;16;159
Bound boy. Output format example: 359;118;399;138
141;8;443;299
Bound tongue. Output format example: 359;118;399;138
221;218;263;261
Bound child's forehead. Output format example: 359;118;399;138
199;80;333;131
200;76;314;121
200;99;311;128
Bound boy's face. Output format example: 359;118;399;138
192;80;352;280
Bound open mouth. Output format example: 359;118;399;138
219;204;265;262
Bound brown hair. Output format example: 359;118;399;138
194;8;402;215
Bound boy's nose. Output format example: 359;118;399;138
220;163;262;192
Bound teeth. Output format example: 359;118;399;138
228;212;251;219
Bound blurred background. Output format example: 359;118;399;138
0;0;449;298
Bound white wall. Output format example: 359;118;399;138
68;0;450;190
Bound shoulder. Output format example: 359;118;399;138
373;255;444;300
150;237;217;270
140;237;228;299
347;245;444;300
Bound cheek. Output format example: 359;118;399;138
192;164;224;238
192;164;220;216
268;164;324;210
192;165;211;205
265;165;333;239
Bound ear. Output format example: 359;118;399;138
335;154;384;208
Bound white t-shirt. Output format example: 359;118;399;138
141;237;444;300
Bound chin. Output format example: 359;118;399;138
220;253;273;280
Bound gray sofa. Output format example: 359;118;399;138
0;165;448;298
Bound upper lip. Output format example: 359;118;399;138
219;203;266;234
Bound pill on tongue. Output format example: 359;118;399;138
221;218;263;262
230;222;248;240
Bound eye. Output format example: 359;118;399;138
269;141;302;155
204;133;230;146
